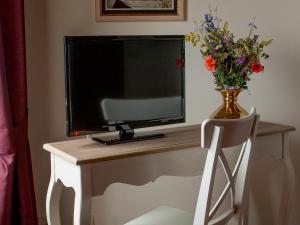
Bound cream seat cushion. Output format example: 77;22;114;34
124;206;193;225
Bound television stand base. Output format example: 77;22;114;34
91;131;165;145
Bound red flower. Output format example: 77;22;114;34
251;62;264;73
176;58;183;68
204;55;216;71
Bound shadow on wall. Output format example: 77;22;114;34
249;156;289;225
25;0;52;219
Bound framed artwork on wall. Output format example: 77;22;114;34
95;0;185;21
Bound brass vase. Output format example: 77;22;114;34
210;89;248;119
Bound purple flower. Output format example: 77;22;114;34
204;13;216;31
205;22;216;31
253;34;259;42
236;56;245;65
204;14;213;22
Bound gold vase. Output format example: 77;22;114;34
210;89;248;119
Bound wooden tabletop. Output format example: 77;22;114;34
43;122;295;165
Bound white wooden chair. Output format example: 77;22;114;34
124;107;259;225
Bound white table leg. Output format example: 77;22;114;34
282;133;295;225
46;154;92;225
46;154;63;225
46;180;63;225
73;165;92;225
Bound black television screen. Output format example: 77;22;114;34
65;35;185;137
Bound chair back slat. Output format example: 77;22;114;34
201;108;256;148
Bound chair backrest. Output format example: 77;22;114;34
193;107;259;225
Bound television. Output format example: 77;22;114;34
64;35;185;144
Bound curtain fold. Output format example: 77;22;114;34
0;22;16;225
0;0;38;224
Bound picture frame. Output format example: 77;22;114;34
95;0;185;21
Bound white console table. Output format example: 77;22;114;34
44;122;295;225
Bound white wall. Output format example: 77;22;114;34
25;0;300;224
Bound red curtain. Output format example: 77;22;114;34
0;0;38;224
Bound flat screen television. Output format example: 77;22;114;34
65;35;185;144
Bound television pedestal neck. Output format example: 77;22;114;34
91;128;165;145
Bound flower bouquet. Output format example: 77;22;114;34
185;10;272;118
186;10;272;90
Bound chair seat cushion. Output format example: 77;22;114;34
124;206;194;225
